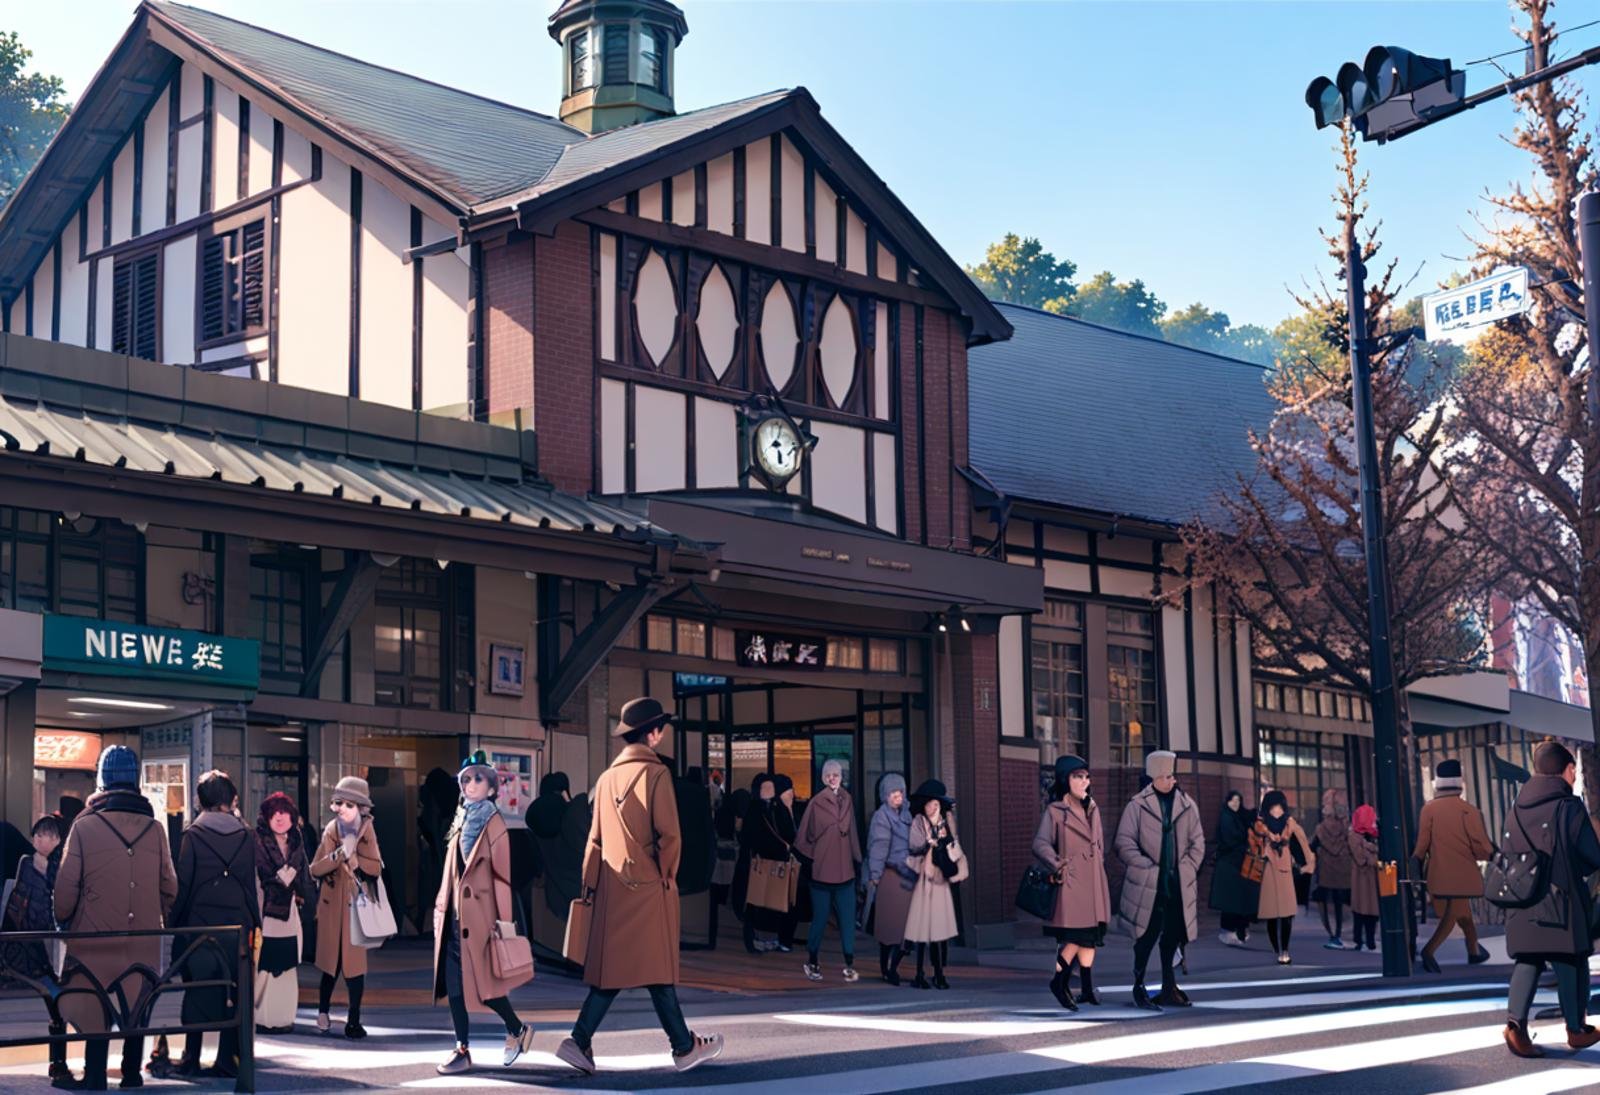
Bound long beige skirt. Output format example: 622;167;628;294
254;914;302;1029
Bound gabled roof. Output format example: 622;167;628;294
968;302;1276;528
0;2;1008;342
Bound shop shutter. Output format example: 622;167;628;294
200;234;228;342
239;220;266;330
112;251;159;361
200;219;266;342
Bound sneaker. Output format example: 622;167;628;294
1218;930;1243;948
757;938;779;952
673;1033;724;1073
802;963;823;981
841;966;859;983
503;1024;534;1067
773;942;794;953
555;1037;596;1076
1324;936;1345;950
437;1048;472;1076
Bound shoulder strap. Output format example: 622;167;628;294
185;826;258;911
94;812;158;853
611;763;655;853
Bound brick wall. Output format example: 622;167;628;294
921;308;951;548
898;305;922;543
950;632;1004;925
999;755;1039;923
947;317;971;552
533;222;595;495
483;236;534;417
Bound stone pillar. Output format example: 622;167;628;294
949;631;1008;947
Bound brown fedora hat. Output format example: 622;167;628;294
615;696;674;738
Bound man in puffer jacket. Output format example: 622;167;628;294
1114;751;1204;1011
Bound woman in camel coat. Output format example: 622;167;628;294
903;780;964;990
1031;755;1110;1010
431;752;534;1075
310;776;384;1038
1254;790;1315;964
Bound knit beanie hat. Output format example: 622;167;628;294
1535;740;1576;776
1052;754;1088;797
821;758;845;782
96;745;139;792
1145;750;1177;780
1434;758;1464;793
877;772;906;804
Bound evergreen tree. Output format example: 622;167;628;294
0;31;69;210
964;233;1075;313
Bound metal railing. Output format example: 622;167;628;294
0;925;255;1093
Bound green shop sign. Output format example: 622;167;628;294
43;615;260;691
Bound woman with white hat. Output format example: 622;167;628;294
794;758;862;982
310;775;384;1038
431;751;536;1075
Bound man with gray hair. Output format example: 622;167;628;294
1114;750;1205;1010
795;758;863;982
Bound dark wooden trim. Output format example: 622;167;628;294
86;256;98;348
83;174;310;265
24;280;33;337
914;305;926;546
77;205;88;264
1230;613;1244;758
732;144;746;239
311;144;322;181
595;363;887;432
803;162;815;258
864;419;876;528
660;177;672;224
768;133;781;248
268;119;283;384
49;244;61;340
836;196;848;270
101;173;112;250
237;97;250;203
892;301;905;537
1088;530;1101;595
866;224;877;280
192;204;274;352
348;166;362;399
1209;583;1223;755
411;206;423;411
200;75;214;214
625;189;638;217
576;209;949;311
693;162;707;230
166;75;180;228
130;125;143;238
684;388;697;489
1;298;8;333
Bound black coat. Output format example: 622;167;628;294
673;778;715;897
1504;774;1600;961
255;825;315;923
174;814;261;1024
1208;805;1260;917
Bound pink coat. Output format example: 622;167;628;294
1031;798;1110;929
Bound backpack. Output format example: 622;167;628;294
1483;803;1551;910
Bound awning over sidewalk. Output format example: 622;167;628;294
0;336;672;544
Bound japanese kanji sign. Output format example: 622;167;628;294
34;730;102;770
42;615;260;692
1423;267;1530;344
735;630;826;671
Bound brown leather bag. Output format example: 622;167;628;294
1240;825;1267;883
563;897;593;967
491;919;534;981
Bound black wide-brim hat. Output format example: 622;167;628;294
909;778;955;812
615;696;674;738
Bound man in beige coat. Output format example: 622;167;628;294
54;745;178;1091
1413;758;1493;971
555;698;723;1076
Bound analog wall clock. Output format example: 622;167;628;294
741;399;814;491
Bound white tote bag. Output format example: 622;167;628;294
349;879;397;948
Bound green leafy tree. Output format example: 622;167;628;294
965;233;1075;313
1162;302;1232;351
0;31;70;210
1068;271;1167;338
1217;323;1282;366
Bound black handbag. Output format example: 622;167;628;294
1015;864;1060;920
1485;804;1552;910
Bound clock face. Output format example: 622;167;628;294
753;415;803;484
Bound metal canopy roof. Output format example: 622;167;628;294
0;334;672;545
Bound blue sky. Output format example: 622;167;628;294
12;1;1581;328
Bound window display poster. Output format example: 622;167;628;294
491;749;536;827
812;733;853;791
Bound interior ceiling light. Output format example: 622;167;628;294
67;696;174;711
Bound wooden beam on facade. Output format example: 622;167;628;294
299;552;384;698
541;578;671;722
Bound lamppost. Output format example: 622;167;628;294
1306;37;1600;979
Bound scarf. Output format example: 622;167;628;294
1263;811;1290;837
1352;804;1378;839
337;816;361;841
456;798;496;859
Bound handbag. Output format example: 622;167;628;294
563;897;593;967
1015;863;1060;920
1484;803;1552;910
947;836;970;884
349;878;397;947
490;919;534;981
746;854;798;913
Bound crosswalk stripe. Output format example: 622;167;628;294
1430;1071;1600;1095
1198;981;1509;1009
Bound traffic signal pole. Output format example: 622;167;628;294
1342;215;1412;978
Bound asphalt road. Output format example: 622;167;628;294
3;935;1597;1094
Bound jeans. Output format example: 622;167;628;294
1509;958;1590;1030
572;984;692;1057
445;913;522;1047
806;881;857;963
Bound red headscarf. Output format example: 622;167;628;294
1352;803;1378;839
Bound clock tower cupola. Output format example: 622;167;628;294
549;0;689;134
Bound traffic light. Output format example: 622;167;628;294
1305;45;1465;141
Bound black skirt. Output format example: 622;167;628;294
259;935;300;977
1044;922;1107;947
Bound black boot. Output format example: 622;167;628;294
910;944;931;989
1132;976;1161;1011
1078;964;1100;1006
1049;959;1078;1011
1153;981;1192;1008
880;943;900;985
